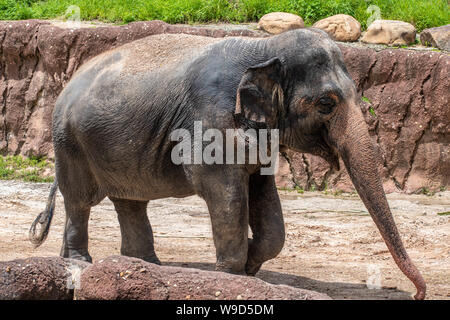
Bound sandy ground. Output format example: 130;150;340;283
0;180;448;300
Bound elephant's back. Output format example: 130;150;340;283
73;33;224;79
122;33;224;76
55;34;224;128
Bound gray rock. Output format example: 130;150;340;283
420;24;450;51
313;14;361;42
362;20;416;46
258;12;304;34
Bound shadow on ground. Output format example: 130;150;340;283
165;261;412;300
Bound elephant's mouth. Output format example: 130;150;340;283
281;126;340;172
319;127;340;171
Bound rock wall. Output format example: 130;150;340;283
0;20;448;193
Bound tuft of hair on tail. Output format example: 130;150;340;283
29;179;58;248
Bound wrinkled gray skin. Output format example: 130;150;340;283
30;29;426;299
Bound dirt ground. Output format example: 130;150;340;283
0;180;448;300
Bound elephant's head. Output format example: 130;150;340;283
235;29;426;300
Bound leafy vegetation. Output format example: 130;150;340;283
295;186;304;194
0;0;448;32
361;96;371;104
0;155;54;182
417;187;435;196
362;97;377;117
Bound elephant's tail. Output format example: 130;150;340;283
29;178;58;248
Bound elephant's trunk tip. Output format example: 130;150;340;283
415;286;426;300
391;249;426;300
412;272;426;300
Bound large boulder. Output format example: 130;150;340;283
313;14;361;42
258;12;304;35
75;256;331;300
0;257;90;300
420;25;450;51
361;20;416;46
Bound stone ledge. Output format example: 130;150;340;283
0;255;331;300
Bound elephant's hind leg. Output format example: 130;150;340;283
246;174;285;275
60;204;92;262
110;198;161;264
57;151;103;263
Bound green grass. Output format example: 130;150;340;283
0;155;54;182
277;186;304;193
437;211;450;216
0;0;448;32
417;186;436;196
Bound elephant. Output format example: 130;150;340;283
29;29;426;299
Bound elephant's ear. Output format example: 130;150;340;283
235;57;284;129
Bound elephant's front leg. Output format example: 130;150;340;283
194;167;249;274
246;173;285;275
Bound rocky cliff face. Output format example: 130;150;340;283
0;20;448;193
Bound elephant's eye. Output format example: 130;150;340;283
317;97;336;115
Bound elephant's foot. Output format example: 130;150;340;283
121;246;161;265
140;254;162;265
245;238;262;275
61;248;93;263
245;259;262;276
214;260;247;276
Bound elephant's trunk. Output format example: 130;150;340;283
328;102;426;300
